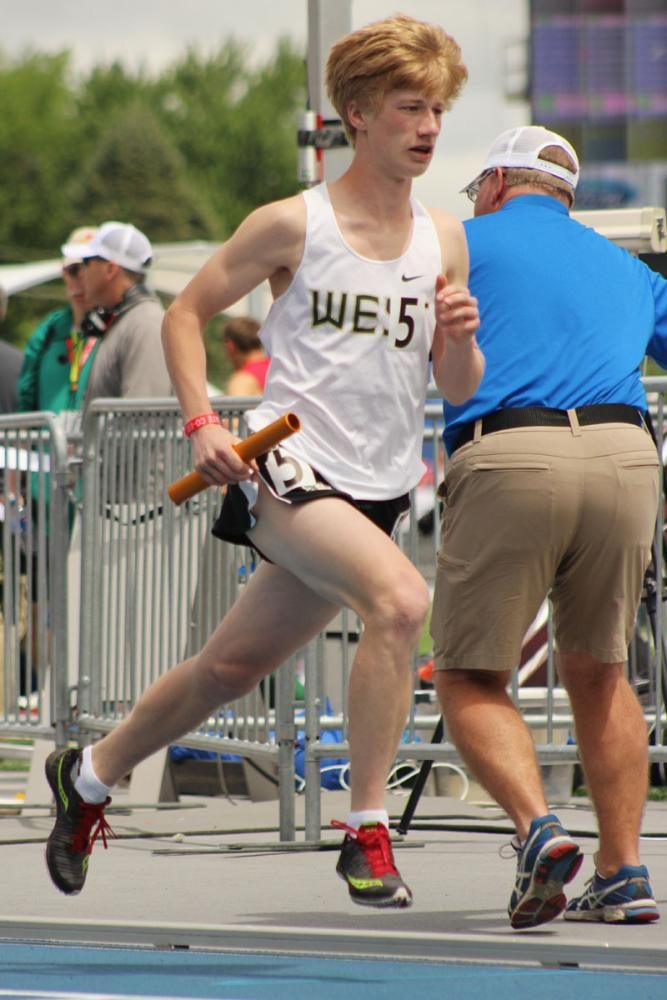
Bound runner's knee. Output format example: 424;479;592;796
368;576;430;642
195;654;268;702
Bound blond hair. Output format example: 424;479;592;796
503;146;577;207
326;14;467;144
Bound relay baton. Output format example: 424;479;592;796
167;411;301;506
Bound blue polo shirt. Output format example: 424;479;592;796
443;195;667;455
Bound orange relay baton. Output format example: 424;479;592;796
167;412;301;506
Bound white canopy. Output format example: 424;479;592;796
0;241;272;320
0;260;62;295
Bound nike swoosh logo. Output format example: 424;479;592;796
401;274;423;282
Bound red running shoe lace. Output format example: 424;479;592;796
71;797;114;855
331;820;398;877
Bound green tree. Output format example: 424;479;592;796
75;61;153;152
153;39;306;233
0;51;80;260
0;39;307;350
68;102;221;241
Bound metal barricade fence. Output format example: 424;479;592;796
74;398;299;838
3;383;667;840
0;412;70;744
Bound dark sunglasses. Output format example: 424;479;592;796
62;263;84;277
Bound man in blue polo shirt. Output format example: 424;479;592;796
432;125;667;928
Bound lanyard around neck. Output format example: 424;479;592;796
66;331;96;394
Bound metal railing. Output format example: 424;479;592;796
0;412;69;743
1;382;666;839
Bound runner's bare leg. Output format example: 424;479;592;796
93;485;428;813
249;488;429;811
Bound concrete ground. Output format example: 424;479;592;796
0;764;666;975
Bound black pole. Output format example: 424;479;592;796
395;715;444;835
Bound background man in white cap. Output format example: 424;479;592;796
432;125;667;928
66;221;171;407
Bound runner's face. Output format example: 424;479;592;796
366;89;444;177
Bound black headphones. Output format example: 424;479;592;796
79;283;153;338
79;306;117;338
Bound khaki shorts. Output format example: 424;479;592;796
431;422;660;671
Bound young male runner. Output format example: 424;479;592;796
45;14;482;908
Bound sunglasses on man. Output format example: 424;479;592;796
63;256;108;276
62;263;84;277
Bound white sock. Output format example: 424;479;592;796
347;809;389;831
72;746;112;804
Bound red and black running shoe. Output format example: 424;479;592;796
45;748;113;895
333;820;412;908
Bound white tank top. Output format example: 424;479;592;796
246;183;442;500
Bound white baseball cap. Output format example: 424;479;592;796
461;125;580;196
61;226;98;265
62;221;152;274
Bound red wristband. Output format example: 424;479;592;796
183;412;221;438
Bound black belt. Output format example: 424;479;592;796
451;404;645;454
